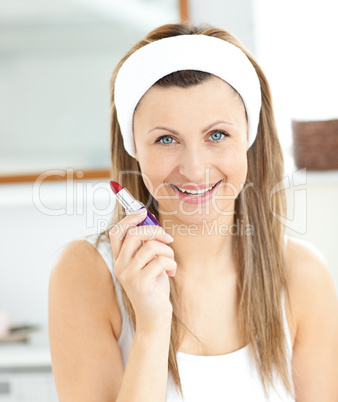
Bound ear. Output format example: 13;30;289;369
134;148;139;162
133;138;139;162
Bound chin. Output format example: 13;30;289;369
175;208;225;224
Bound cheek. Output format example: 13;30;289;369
219;157;247;202
138;161;171;197
235;155;248;182
220;153;247;200
136;141;167;168
220;148;248;185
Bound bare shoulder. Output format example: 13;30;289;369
52;239;110;274
285;235;337;322
286;235;333;289
50;239;120;333
285;237;338;399
50;240;113;307
287;237;338;339
49;239;124;400
51;239;114;287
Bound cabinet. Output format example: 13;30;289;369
0;330;58;401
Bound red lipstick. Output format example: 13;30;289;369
110;181;123;194
110;180;161;227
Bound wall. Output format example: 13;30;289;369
0;179;115;327
188;0;255;53
284;169;338;293
0;0;179;175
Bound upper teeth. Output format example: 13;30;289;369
176;184;215;194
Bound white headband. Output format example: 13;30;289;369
114;34;261;158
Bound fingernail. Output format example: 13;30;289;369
134;209;147;215
165;233;174;242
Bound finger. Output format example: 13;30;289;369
118;225;173;267
141;255;177;280
128;240;175;274
109;210;147;260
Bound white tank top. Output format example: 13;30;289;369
84;234;295;402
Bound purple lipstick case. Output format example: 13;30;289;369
136;207;162;227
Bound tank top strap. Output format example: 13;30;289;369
282;234;292;355
281;288;293;358
284;233;288;247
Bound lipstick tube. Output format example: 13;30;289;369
110;181;161;227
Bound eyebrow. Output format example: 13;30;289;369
147;120;234;135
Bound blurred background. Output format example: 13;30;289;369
0;0;337;400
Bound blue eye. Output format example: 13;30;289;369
158;136;175;146
155;130;229;147
210;131;224;141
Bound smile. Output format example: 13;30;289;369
173;181;220;196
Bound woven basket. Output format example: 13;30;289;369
292;119;338;170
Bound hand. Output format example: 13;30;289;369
109;210;176;333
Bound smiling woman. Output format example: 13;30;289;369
48;21;338;402
133;76;248;218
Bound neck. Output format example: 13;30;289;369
159;213;238;281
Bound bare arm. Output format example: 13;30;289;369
49;240;124;401
287;237;338;401
49;216;175;401
117;326;171;402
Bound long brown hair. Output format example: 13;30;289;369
92;21;294;399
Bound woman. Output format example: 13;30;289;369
48;22;338;401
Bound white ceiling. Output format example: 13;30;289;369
0;0;90;24
0;0;179;26
0;0;179;55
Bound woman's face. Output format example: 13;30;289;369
133;75;248;226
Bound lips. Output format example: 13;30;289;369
169;180;222;204
171;180;222;192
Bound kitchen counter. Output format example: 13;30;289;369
0;327;58;401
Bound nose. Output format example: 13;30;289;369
177;146;211;183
